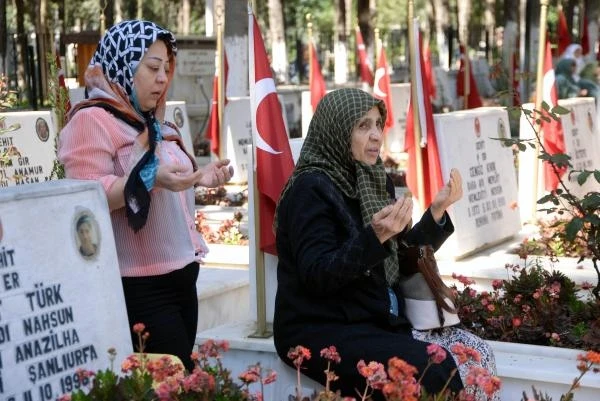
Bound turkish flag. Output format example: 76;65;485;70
56;52;71;123
456;44;483;109
249;12;295;255
405;25;443;207
581;17;590;55
557;10;570;57
356;26;374;86
309;42;326;112
423;41;436;101
205;50;229;158
541;39;567;192
373;46;394;132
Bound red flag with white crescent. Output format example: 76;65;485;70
356;26;374;86
456;45;483;109
373;46;394;132
541;39;567;191
249;11;295;255
557;10;570;57
205;50;229;158
405;25;443;207
309;42;326;112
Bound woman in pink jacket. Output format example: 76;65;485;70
59;20;232;371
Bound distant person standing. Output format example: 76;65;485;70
58;20;233;371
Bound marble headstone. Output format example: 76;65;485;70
165;101;195;156
0;179;131;399
0;111;58;187
433;107;521;259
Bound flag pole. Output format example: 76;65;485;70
463;44;470;110
248;3;272;338
216;10;224;161
408;1;425;212
307;14;313;88
374;28;389;154
532;0;549;221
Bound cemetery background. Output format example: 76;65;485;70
1;0;600;399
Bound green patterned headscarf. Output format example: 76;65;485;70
277;88;400;285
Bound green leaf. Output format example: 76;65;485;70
594;170;600;183
541;101;550;111
565;218;584;241
551;105;571;115
577;171;592;186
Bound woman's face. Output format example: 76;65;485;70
78;222;93;245
133;40;171;112
350;106;384;165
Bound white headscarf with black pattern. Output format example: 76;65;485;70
91;19;177;101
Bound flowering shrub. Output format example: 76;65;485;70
452;259;600;350
61;324;272;401
195;210;248;245
286;343;501;401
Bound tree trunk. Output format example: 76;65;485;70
34;0;51;102
15;0;28;103
333;0;348;84
179;0;191;35
584;0;600;60
0;0;6;74
224;0;248;96
456;0;471;47
357;0;373;78
268;0;287;84
503;0;519;71
483;0;495;63
105;0;115;29
431;0;451;69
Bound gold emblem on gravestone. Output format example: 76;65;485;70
73;210;101;260
474;117;481;138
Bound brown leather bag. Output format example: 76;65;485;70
398;245;460;330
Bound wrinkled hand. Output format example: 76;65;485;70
196;159;234;188
431;168;463;222
155;164;203;192
371;196;413;243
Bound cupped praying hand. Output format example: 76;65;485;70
430;168;463;223
371;195;413;243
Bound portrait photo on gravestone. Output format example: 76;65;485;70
35;118;50;142
74;211;100;260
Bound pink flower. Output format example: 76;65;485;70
426;344;447;364
262;369;277;385
512;317;522;328
464;366;502;397
357;360;388;390
581;281;594;290
287;345;311;368
239;365;261;384
450;344;482;364
452;273;476;286
181;369;215;393
320;346;341;364
132;323;145;334
492;279;503;290
121;354;141;373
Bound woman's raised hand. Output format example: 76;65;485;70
431;168;463;222
195;159;234;188
371;196;413;243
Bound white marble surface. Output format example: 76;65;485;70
197;320;600;401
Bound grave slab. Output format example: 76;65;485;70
0;179;131;399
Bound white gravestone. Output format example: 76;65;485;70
555;97;600;198
518;98;600;222
0;111;58;187
386;83;411;155
0;179;132;399
165;101;195;157
433;108;521;259
224;97;252;184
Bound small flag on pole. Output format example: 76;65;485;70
373;45;394;132
405;25;443;207
541;39;567;191
309;41;326;112
456;45;483;109
249;11;295;255
356;26;374;86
